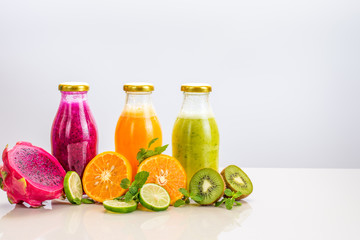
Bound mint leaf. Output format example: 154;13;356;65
124;191;134;202
215;198;226;207
73;198;81;205
190;194;204;202
179;188;190;198
154;144;168;155
235;201;242;206
136;148;147;161
225;198;233;210
81;198;95;204
148;138;159;148
114;195;125;200
137;152;153;165
233;191;242;199
136;140;169;164
143;150;155;159
224;189;234;197
132;192;140;202
133;171;149;188
122;171;150;203
128;186;138;196
120;178;130;189
174;199;185;207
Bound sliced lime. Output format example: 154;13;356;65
103;200;138;213
139;183;170;211
64;171;83;205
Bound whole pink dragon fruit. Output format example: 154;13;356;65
0;142;66;207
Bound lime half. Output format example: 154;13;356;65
139;183;170;211
64;171;83;204
103;200;138;213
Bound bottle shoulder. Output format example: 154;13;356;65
120;105;158;118
176;112;216;119
173;115;219;133
52;104;97;129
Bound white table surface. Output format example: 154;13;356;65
0;168;359;240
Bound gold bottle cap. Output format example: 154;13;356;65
181;83;212;93
58;82;89;92
123;83;154;92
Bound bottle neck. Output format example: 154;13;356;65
123;92;155;116
179;92;213;118
60;91;88;103
125;92;153;105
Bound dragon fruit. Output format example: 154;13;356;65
0;142;66;207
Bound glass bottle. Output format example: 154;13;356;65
115;83;162;179
172;83;219;187
51;82;98;177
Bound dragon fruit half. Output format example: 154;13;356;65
0;142;66;207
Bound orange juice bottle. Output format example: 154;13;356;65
115;83;162;179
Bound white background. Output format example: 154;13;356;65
0;0;359;168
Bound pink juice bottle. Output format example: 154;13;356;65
51;82;98;177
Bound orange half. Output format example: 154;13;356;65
138;154;186;205
82;151;132;202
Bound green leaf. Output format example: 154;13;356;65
143;150;155;159
215;198;226;207
120;178;130;189
136;148;147;163
233;191;242;199
121;171;150;203
154;144;168;155
114;195;125;200
128;186;138;196
81;198;95;204
224;189;234;197
179;188;190;198
0;176;3;190
124;191;134;202
174;199;185;207
225;198;233;210
235;201;242;206
148;138;159;148
190;194;204;202
73;198;82;205
133;192;140;202
137;150;155;165
136;139;169;164
133;171;149;188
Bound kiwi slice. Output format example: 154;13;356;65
189;168;225;205
221;165;253;200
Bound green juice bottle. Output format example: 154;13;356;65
172;83;219;187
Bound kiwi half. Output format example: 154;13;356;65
189;168;225;205
221;165;253;200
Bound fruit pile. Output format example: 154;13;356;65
0;139;253;213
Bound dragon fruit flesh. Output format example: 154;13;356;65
0;142;66;207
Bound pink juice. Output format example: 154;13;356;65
51;87;98;177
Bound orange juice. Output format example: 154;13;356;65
115;83;162;179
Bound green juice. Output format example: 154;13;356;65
172;116;219;187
